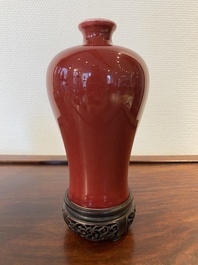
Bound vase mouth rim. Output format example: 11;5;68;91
79;18;117;30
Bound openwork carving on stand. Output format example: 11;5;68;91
63;214;118;241
127;207;136;228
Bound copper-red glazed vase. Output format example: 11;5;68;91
47;19;148;241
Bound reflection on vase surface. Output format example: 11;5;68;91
47;19;148;208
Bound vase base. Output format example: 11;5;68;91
62;189;136;241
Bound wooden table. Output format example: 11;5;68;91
0;162;198;265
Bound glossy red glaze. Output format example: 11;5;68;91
47;19;148;208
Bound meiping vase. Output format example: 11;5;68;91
47;19;148;241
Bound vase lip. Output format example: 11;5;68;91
78;18;117;30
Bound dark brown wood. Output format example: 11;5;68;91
0;163;198;264
1;154;198;163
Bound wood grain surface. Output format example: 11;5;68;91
0;163;198;265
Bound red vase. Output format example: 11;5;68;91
47;19;148;241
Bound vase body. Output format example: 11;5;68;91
47;19;148;241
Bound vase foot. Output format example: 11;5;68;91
62;189;136;241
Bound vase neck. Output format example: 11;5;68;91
78;19;116;46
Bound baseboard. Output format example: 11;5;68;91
0;155;198;164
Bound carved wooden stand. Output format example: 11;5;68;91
62;190;136;241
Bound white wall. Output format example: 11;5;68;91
1;0;198;156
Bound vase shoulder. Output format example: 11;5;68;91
47;43;148;121
48;44;147;67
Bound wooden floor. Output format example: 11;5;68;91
0;162;198;265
